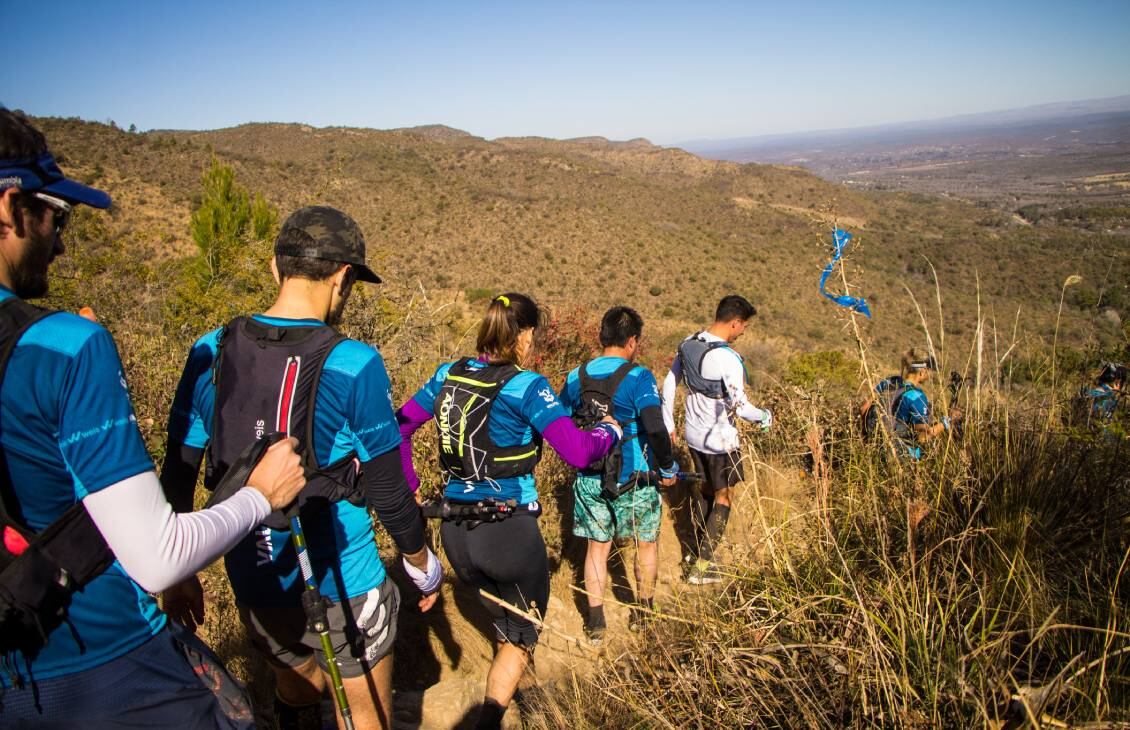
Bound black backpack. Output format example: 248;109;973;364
433;358;542;482
571;361;636;497
0;299;118;666
205;317;363;530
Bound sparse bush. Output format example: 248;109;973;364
464;286;495;303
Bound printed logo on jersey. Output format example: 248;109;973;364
538;387;557;408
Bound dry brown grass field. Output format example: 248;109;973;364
33;115;1130;727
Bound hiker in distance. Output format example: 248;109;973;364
397;292;622;729
1079;361;1125;431
161;206;441;730
661;294;771;585
557;306;677;644
867;349;962;460
0;108;306;728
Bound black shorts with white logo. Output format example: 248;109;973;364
689;448;745;493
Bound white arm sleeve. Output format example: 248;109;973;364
83;470;271;593
721;353;770;425
661;354;682;434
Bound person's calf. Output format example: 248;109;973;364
700;503;731;563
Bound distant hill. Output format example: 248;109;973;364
36;115;1129;373
678;96;1130;211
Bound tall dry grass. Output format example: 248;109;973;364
527;397;1129;727
525;254;1129;729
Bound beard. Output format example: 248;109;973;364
10;227;55;299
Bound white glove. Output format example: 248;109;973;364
403;547;443;595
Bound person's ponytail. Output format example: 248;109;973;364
476;292;542;365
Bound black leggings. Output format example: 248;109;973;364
440;515;549;646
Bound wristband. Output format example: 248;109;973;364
594;421;623;443
659;459;679;480
403;547;443;595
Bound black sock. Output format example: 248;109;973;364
476;698;507;730
700;503;731;562
587;604;606;628
273;694;322;730
688;487;712;557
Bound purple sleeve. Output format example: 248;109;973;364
541;416;617;469
395;399;433;493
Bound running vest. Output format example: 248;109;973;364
571;360;635;485
204;317;361;529
434;358;542;482
862;376;910;440
678;333;744;399
0;299;116;660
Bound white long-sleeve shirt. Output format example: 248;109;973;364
83;471;271;593
661;331;771;454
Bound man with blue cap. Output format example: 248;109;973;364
0;108;307;727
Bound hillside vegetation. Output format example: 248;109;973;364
31;115;1130;727
38;116;1128;370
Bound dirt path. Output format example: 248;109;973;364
392;459;806;728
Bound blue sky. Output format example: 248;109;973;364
4;0;1128;144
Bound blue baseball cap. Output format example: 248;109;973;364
0;151;111;209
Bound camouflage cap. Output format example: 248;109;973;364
274;205;381;283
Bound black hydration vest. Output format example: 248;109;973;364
205;317;362;529
0;298;116;664
434;358;541;482
571;360;635;487
678;333;742;399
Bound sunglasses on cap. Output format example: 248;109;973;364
31;192;72;235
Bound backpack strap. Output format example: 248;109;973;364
204;318;238;485
300;331;347;474
578;360;636;422
888;384;919;438
0;298;58;536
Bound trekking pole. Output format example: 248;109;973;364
200;433;353;726
287;507;354;730
636;471;704;486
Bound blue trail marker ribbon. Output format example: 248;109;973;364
818;228;872;318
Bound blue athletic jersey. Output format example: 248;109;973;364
166;315;400;607
0;288;162;686
893;384;930;460
1087;384;1120;422
558;356;663;484
411;360;566;504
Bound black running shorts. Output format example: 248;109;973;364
689;448;745;494
238;579;400;678
440;514;549;647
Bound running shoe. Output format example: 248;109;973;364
685;559;722;585
584;612;607;646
